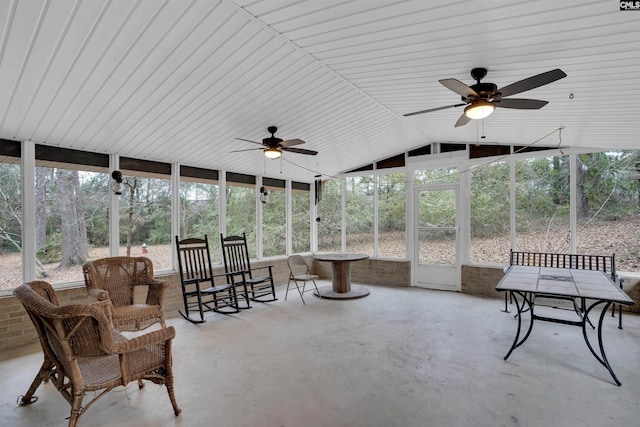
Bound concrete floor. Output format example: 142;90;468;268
1;281;639;427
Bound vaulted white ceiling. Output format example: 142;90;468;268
1;0;639;182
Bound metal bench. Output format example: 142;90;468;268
502;250;625;329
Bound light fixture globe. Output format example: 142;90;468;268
264;147;282;159
464;100;495;120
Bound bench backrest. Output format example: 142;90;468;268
510;250;615;279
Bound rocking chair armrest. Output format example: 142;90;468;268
181;277;209;293
251;265;274;273
110;325;176;354
213;271;243;284
225;270;247;280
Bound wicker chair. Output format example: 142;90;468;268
14;281;181;427
83;256;168;331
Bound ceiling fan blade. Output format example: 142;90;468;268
403;103;465;117
235;137;264;146
229;148;264;153
496;98;548;109
498;69;567;98
439;79;479;98
454;113;471;127
280;138;305;147
282;147;318;156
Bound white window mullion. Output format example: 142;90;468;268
22;140;36;283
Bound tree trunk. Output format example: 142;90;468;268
35;167;47;249
125;178;138;256
576;155;589;219
57;169;88;268
72;171;89;257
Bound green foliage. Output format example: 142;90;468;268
470;161;510;237
226;185;257;257
263;189;286;257
578;151;640;220
0;163;22;251
2;148;638;272
378;172;406;232
36;232;62;263
317;179;342;250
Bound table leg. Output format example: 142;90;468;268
582;300;622;386
504;291;535;361
332;261;350;293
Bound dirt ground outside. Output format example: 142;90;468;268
1;219;638;292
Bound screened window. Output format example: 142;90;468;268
0;140;21;292
34;146;111;285
179;166;220;263
515;155;570;253
575;151;639;271
262;178;286;257
470;162;510;264
377;172;406;258
345;176;374;255
317;179;342;252
226;172;257;258
119;158;172;271
291;182;311;253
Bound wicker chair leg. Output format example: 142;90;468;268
68;392;84;427
167;382;181;416
18;359;53;405
165;343;181;416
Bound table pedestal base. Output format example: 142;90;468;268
314;285;370;300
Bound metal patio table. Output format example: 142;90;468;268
496;265;634;386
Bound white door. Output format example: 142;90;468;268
414;185;460;290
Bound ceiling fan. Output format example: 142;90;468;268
232;126;318;159
403;67;567;127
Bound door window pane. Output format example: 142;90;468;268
417;189;456;265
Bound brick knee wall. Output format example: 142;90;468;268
461;264;505;299
311;257;410;287
2;261;635;350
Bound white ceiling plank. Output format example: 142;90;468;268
0;0;638;183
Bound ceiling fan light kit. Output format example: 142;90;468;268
464;100;495;119
264;147;282;159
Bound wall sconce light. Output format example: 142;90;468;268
259;186;269;203
111;170;124;195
